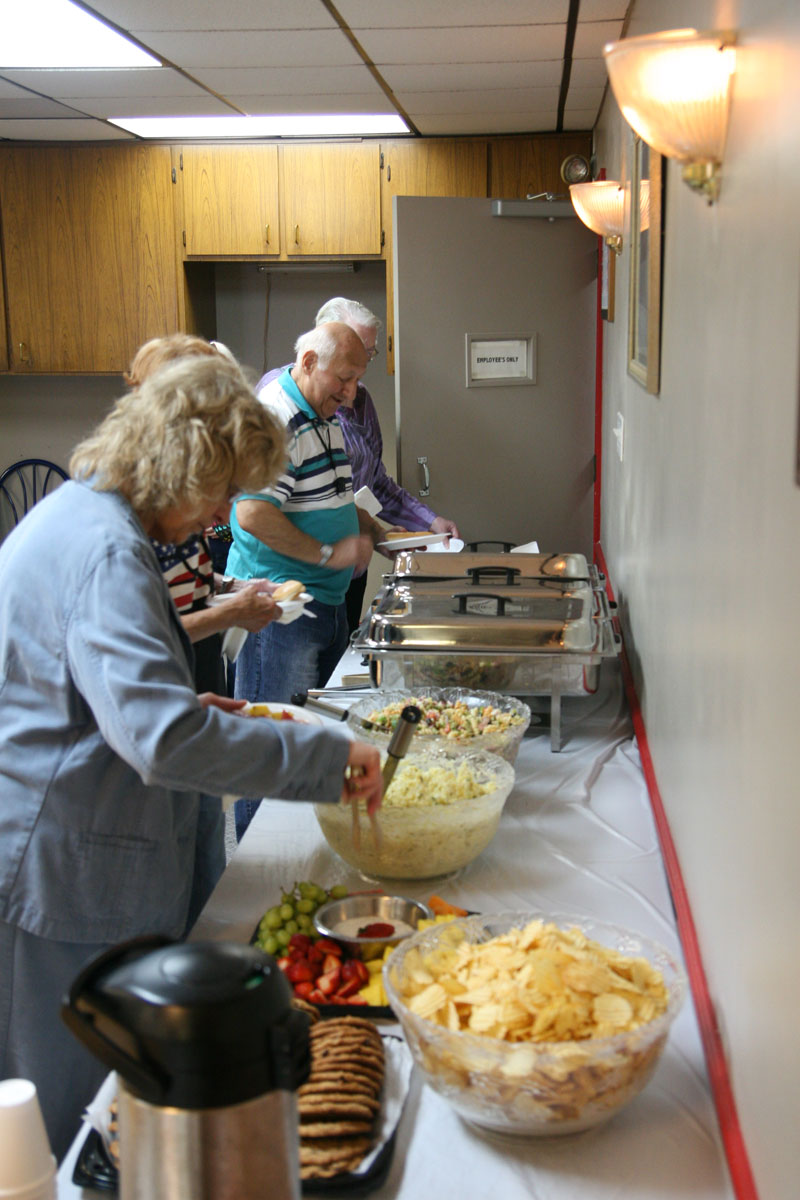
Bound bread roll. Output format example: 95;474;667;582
383;530;413;540
274;579;305;601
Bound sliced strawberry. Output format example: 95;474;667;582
353;960;370;986
292;981;315;1000
286;960;315;984
335;976;363;998
322;953;342;975
308;944;325;965
288;933;312;955
340;959;361;981
345;993;368;1006
315;937;343;957
307;988;326;1005
316;966;342;995
357;922;395;939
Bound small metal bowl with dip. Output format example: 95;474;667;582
313;893;433;961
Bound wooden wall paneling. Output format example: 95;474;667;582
489;133;593;198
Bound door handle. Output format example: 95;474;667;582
417;456;430;497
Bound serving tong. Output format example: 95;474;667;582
346;703;422;853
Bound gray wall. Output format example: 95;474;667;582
0;261;394;611
596;1;800;1194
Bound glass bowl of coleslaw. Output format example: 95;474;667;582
347;688;531;763
314;744;515;881
383;911;686;1137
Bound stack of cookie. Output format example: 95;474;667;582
298;1016;386;1182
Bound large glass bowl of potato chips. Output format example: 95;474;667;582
383;911;686;1136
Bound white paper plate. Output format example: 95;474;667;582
378;532;449;550
241;702;323;724
208;590;314;625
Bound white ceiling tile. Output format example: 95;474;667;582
191;65;381;96
381;60;564;90
337;0;569;28
399;87;561;115
232;93;396;116
572;20;626;58
0;96;83;119
0;68;209;99
0;119;133;140
569;59;612;87
561;110;602;130
73;94;235;119
563;86;607;107
91;1;338;32
357;25;567;65
137;30;362;69
577;0;629;19
415;112;561;135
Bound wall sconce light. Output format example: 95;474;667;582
603;28;736;203
569;180;650;254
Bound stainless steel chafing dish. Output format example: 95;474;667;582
352;568;619;751
390;545;600;586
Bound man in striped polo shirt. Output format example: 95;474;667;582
228;323;381;836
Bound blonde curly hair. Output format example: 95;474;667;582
71;355;286;519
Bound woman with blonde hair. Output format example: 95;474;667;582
0;353;382;1160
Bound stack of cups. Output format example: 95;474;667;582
0;1080;56;1200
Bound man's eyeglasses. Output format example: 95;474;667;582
365;345;379;361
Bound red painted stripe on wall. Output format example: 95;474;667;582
594;542;759;1200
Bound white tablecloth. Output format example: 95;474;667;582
58;656;734;1199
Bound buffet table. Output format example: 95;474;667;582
58;652;734;1199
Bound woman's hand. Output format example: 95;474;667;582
343;741;383;815
223;582;281;631
199;694;248;713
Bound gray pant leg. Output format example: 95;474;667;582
0;920;110;1163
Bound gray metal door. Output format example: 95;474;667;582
393;197;597;555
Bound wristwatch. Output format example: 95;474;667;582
318;542;334;566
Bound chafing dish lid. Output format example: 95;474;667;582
390;550;592;582
356;579;600;653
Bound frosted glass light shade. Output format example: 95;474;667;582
569;180;649;251
569;182;625;240
603;29;736;164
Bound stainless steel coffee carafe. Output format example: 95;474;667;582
63;935;310;1200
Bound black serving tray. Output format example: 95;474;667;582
73;1124;397;1197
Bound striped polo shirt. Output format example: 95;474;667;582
227;369;359;606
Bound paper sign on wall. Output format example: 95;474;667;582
466;333;536;387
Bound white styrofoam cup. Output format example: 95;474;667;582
0;1079;56;1198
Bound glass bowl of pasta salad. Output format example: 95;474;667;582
347;688;531;763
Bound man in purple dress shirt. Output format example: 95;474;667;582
256;297;460;632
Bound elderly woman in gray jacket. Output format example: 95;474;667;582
0;354;382;1160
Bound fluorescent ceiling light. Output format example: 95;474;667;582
109;114;410;139
3;0;159;68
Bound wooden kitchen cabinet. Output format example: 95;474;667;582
0;145;179;373
181;144;280;257
281;142;381;257
0;246;7;372
489;133;592;199
380;138;488;372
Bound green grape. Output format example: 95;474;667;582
284;919;299;936
275;928;291;948
264;907;282;930
261;935;279;956
296;914;313;932
328;884;349;900
281;890;296;905
296;898;314;914
313;885;328;903
298;881;316;898
279;902;295;921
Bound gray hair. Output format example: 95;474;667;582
71;356;286;519
315;297;382;335
294;324;342;368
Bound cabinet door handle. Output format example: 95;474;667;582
18;342;30;364
265;223;270;245
294;224;300;245
417;456;430;497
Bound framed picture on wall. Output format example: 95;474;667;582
601;240;616;322
628;137;663;394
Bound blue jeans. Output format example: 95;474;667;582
233;598;349;841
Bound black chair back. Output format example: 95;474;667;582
0;458;68;538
